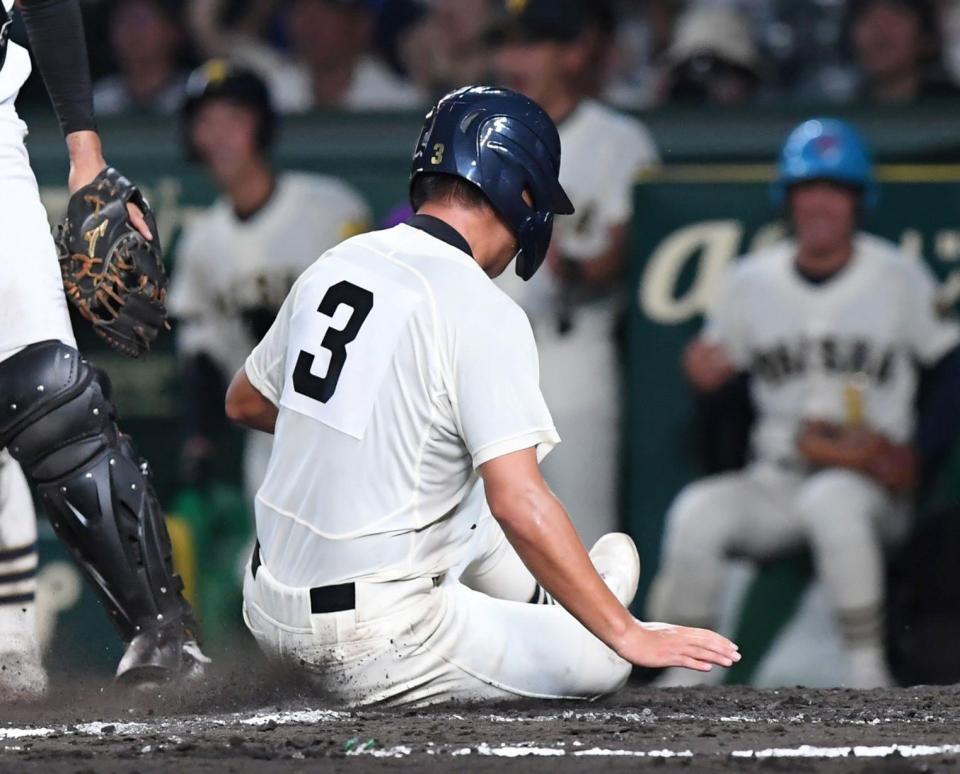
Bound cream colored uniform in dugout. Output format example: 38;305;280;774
242;221;630;706
652;235;960;679
168;172;370;501
498;99;659;549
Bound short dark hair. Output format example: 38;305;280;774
411;173;490;212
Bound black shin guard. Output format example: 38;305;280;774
0;340;196;643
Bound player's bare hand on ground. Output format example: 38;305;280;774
615;620;741;671
683;338;735;392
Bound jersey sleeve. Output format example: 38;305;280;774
168;226;209;321
600;121;659;227
305;176;373;247
244;283;297;406
449;300;560;468
702;262;751;368
903;260;960;365
333;183;373;240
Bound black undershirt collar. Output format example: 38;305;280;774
406;214;473;258
233;176;278;223
793;258;852;287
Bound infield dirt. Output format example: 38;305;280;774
0;665;958;772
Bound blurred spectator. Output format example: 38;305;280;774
398;0;495;100
489;0;659;549
847;0;960;103
648;118;960;688
93;0;190;115
661;4;763;105
188;0;425;112
169;62;371;500
944;0;960;85
604;0;683;108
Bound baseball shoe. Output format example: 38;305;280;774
589;533;641;608
0;649;47;700
847;645;894;689
115;625;211;687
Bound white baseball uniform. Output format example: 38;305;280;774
651;234;960;687
498;99;658;549
168;172;370;500
240;219;630;706
0;2;73;687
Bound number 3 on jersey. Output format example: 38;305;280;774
281;258;421;439
293;281;373;403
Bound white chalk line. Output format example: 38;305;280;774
347;742;960;760
2;706;959;762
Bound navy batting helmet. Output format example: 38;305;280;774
181;60;276;161
410;86;575;281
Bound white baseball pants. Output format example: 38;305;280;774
242;482;630;707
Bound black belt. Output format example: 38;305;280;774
251;540;356;614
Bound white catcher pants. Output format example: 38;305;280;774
650;462;908;648
0;102;70;677
243;481;630;707
0;104;75;364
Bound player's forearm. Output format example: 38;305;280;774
65;131;106;192
487;478;634;652
19;0;97;137
580;223;628;286
225;369;278;434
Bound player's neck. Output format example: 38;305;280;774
869;69;922;104
227;160;276;221
794;240;855;279
541;90;581;126
416;203;512;276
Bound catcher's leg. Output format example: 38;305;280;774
0;451;47;698
0;340;207;684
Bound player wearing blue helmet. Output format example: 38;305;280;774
772;118;878;208
650;118;960;688
225;86;738;706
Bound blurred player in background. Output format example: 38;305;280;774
489;0;659;548
169;61;370;501
649;118;960;688
225;86;739;706
0;0;205;693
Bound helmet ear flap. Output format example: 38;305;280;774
515;211;555;281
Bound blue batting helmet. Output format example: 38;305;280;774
773;118;878;208
410;86;575;281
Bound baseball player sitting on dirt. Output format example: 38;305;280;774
169;61;370;502
224;86;739;707
649;118;960;689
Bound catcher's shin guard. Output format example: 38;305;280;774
0;341;199;662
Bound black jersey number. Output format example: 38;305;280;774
293;281;374;403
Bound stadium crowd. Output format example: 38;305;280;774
11;0;960;113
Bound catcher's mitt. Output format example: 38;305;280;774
797;419;917;492
56;167;167;358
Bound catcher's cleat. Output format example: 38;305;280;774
589;533;641;609
0;649;48;700
115;625;210;687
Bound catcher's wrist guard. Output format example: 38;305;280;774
57;167;168;358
